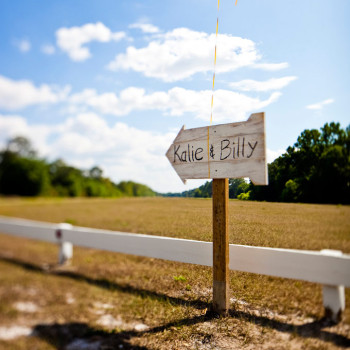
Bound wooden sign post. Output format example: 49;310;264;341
212;178;229;314
166;112;268;315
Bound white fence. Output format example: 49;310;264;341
0;215;349;321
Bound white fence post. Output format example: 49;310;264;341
321;249;345;322
56;223;73;265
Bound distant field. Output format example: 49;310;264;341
0;197;349;251
0;197;349;349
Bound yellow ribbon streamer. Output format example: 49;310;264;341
207;126;211;177
210;0;238;123
208;0;220;176
210;8;219;126
208;0;238;177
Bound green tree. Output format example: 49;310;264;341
6;136;37;158
89;166;103;179
0;137;50;196
250;122;350;204
281;179;300;202
117;181;156;197
0;137;156;198
229;178;249;198
237;191;251;200
49;159;84;196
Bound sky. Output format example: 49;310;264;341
0;0;349;193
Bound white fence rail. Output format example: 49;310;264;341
0;215;349;321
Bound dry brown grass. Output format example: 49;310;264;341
0;197;349;349
0;197;349;250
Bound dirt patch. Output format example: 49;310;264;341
0;326;32;340
14;301;40;313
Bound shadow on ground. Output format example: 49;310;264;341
33;312;219;350
33;322;149;350
2;255;350;348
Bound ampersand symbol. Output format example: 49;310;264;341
210;144;215;159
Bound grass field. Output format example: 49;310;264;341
0;197;349;349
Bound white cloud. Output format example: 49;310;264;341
56;22;127;61
70;87;281;122
41;44;56;55
306;98;334;110
70;87;167;116
107;27;287;82
0;114;52;154
252;62;289;71
230;76;297;92
0;113;178;192
0;74;280;121
210;90;281;122
0;75;70;110
0;112;289;193
267;148;285;163
14;39;31;53
55;116;184;192
129;22;160;34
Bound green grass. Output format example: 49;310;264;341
0;197;349;349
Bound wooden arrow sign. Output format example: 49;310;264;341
166;112;268;185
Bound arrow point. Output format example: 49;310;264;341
165;144;172;160
166;125;186;159
166;125;188;185
165;125;186;160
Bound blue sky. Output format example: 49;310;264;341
0;0;349;193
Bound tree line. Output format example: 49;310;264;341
0;137;156;197
164;122;350;204
163;178;249;199
1;121;349;203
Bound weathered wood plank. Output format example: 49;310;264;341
166;113;268;185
